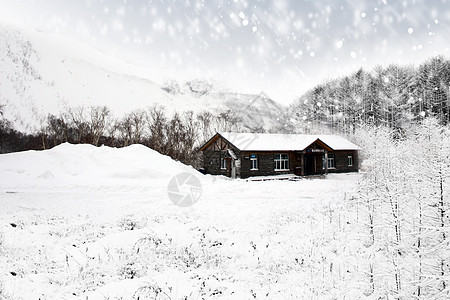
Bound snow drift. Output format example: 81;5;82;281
0;143;200;189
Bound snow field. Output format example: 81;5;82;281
0;144;361;299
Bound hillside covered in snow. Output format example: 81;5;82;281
0;22;286;133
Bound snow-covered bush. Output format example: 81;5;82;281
117;215;145;231
0;231;4;253
133;282;171;300
118;260;146;280
133;233;163;253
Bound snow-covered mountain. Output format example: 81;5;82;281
0;22;286;133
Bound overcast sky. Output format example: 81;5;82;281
1;0;450;104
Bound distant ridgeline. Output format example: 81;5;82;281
290;55;450;134
2;55;450;161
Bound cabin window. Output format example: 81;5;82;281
348;154;353;167
250;154;258;170
220;153;227;169
274;153;289;171
327;153;335;169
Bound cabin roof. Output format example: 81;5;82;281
211;132;361;151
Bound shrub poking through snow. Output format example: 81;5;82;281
118;260;146;280
133;281;171;300
118;215;145;231
133;233;164;254
0;231;4;253
9;220;24;229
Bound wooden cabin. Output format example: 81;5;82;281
198;132;361;179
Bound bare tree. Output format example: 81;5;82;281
165;112;184;160
0;104;12;132
89;106;110;146
46;113;69;146
67;105;110;146
197;111;213;143
106;117;121;147
119;114;133;147
182;111;198;164
147;105;167;153
129;109;147;144
117;110;146;146
68;106;88;144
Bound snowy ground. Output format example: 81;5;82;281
0;144;361;299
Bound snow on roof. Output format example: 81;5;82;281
218;132;361;151
316;134;362;151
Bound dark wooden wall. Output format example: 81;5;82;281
201;135;359;178
239;151;301;178
327;150;359;173
202;136;241;177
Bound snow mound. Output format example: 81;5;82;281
0;143;199;188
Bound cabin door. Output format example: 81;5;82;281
304;153;323;175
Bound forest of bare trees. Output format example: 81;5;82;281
339;120;450;298
5;105;244;166
290;56;450;136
